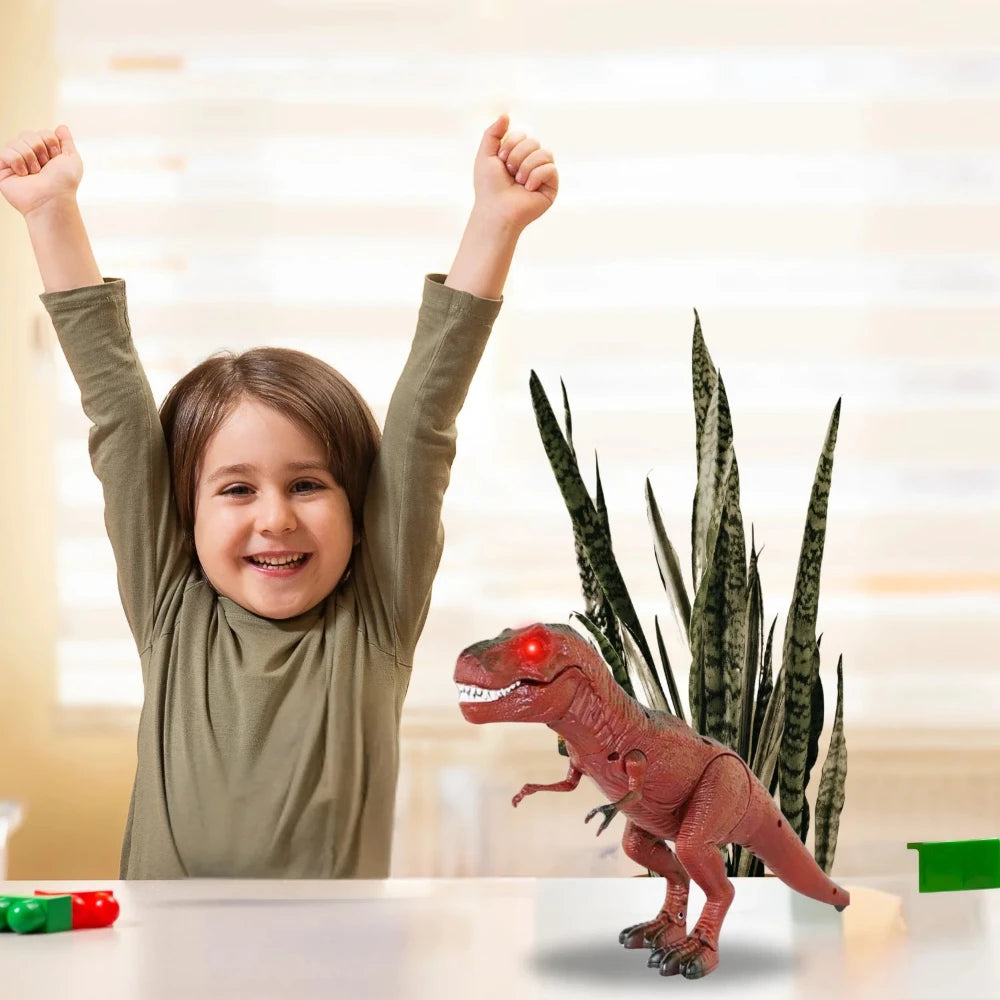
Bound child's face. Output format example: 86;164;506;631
193;398;356;620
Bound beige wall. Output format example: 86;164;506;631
0;0;133;879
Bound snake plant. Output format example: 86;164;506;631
530;312;847;877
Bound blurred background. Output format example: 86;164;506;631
1;0;999;881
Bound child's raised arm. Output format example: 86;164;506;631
444;113;558;300
2;125;189;658
0;126;102;292
353;115;558;660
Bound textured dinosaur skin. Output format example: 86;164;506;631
455;622;850;980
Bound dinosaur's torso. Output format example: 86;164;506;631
557;686;746;839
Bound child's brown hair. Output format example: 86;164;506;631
159;347;381;563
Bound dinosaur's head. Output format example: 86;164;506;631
454;623;594;725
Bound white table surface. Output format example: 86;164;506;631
1;875;998;999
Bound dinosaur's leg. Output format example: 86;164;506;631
616;820;690;954
651;755;750;979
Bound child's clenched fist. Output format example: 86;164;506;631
0;125;83;218
472;114;558;232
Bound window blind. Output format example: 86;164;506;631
50;0;1000;734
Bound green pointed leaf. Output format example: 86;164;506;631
593;455;624;663
750;615;777;768
737;541;762;764
688;544;717;736
800;640;826;844
813;655;847;875
692;374;734;592
744;533;768;765
646;478;692;646
720;468;748;752
620;618;670;712
563;383;599;609
751;666;785;800
689;460;746;746
779;400;841;841
530;371;655;669
561;377;574;445
571;612;634;699
654;616;686;722
691;308;717;462
561;380;620;660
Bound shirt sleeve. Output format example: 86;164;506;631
40;278;190;656
351;273;503;663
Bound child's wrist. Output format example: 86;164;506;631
467;203;524;243
24;192;80;224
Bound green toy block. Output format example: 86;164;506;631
907;839;1000;893
0;894;73;934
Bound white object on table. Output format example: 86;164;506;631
0;801;23;880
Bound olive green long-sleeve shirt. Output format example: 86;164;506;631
40;274;502;878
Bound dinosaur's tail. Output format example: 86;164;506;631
738;782;850;910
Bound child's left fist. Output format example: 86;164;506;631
472;114;558;232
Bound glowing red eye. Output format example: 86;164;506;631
515;628;549;663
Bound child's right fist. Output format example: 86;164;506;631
0;125;83;217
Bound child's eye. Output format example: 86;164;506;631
220;481;324;498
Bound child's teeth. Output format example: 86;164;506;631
252;555;306;568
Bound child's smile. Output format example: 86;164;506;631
193;398;356;619
245;551;312;574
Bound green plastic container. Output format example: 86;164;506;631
907;839;1000;893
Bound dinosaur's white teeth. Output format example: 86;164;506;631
456;680;522;704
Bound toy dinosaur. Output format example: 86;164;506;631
454;622;850;979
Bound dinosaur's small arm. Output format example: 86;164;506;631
515;750;647;835
455;623;850;980
512;761;582;807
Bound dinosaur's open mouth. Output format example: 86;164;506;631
455;677;548;704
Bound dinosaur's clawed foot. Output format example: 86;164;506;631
619;922;650;948
618;919;685;950
648;935;719;979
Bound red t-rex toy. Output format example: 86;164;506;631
455;622;850;979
